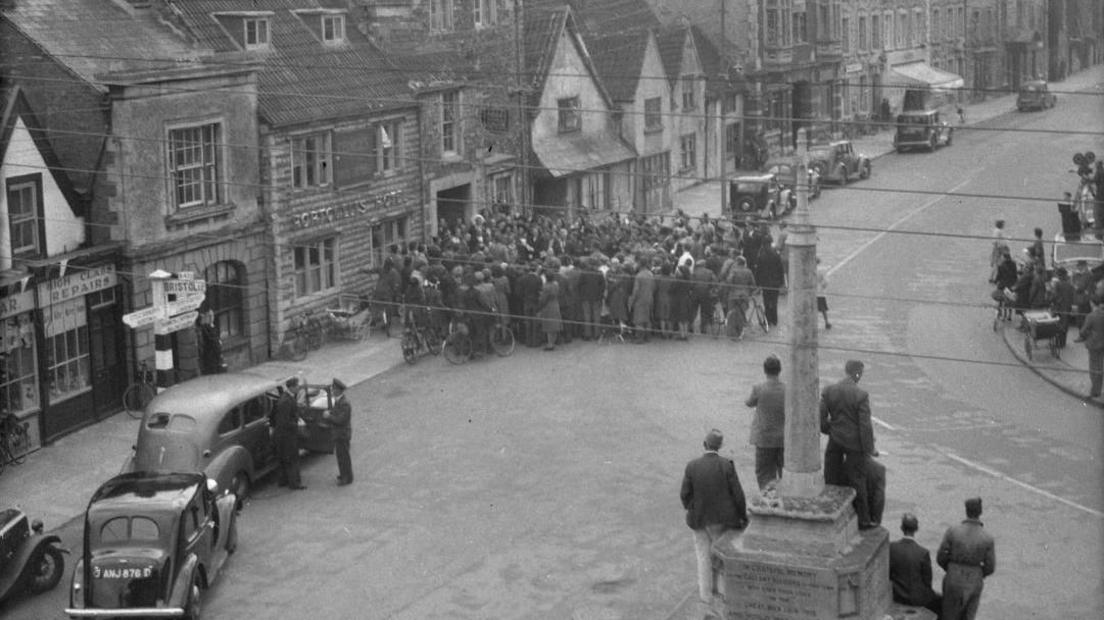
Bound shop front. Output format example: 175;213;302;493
1;261;125;449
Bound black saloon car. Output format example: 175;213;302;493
66;472;237;619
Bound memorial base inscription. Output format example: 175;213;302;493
713;485;890;620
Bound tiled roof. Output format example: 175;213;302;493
587;30;648;102
523;4;571;107
691;25;726;97
173;0;415;126
655;25;687;90
1;0;204;88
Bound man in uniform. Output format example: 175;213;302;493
819;360;877;529
937;497;996;620
271;377;305;490
324;378;353;486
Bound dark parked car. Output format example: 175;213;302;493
66;472;236;619
1017;80;1056;111
763;158;821;200
728;173;794;221
0;508;66;605
807;140;871;184
893;109;953;152
122;373;333;504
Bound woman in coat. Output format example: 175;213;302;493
537;269;563;350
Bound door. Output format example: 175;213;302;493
89;303;124;419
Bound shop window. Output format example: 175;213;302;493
581;171;607;210
640;152;669;193
644;97;662;132
1;314;39;414
441;90;461;155
44;297;90;401
679;134;696;172
168;123;223;209
204;261;244;339
6;175;42;258
370;219;408;270
557;97;581;133
293;238;337;297
491;173;514;210
292;132;332;188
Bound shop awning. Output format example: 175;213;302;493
532;131;636;177
889;62;964;90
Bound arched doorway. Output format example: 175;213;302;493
204;260;247;368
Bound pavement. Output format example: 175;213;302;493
2;68;1102;618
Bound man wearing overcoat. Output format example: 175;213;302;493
937;497;996;620
271;377;305;490
324;379;353;486
819;359;877;529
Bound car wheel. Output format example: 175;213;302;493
25;546;65;593
184;577;203;620
231;472;250;511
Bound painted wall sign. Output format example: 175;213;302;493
290;190;405;229
37;265;117;305
0;289;35;320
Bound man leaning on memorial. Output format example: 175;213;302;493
819;359;878;529
680;429;749;613
889;513;942;618
937;497;995;620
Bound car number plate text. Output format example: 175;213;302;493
94;566;153;579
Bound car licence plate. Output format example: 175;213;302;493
94;565;154;579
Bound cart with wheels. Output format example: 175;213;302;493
1021;310;1062;361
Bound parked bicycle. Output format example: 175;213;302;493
401;321;443;365
490;322;516;357
122;360;156;419
278;311;322;362
442;319;473;365
745;289;770;335
1;412;30;474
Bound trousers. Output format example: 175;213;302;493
334;436;353;483
824;439;871;526
692;523;728;603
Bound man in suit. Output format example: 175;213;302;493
1075;296;1104;397
889;513;941;617
745;355;785;490
937;498;996;620
819;359;877;529
680;430;749;613
754;244;785;328
324;378;353;486
271;377;306;490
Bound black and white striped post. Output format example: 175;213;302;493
148;270;174;392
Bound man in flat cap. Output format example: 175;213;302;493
819;360;878;529
324;378;353;486
937;498;996;620
680;430;748;614
271;377;305;490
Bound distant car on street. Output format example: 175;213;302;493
122;373;334;506
762;158;821;200
728;173;794;221
807;139;872;184
893;109;954;152
1017;80;1056;111
66;472;237;619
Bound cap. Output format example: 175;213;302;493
704;429;724;451
332;378;347;391
285;377;300;389
965;497;983;515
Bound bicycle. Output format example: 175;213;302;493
442;319;473;365
277;312;317;362
1;412;30;473
746;291;770;335
400;321;443;365
122;360;157;419
597;317;631;345
709;300;726;338
490;322;516;357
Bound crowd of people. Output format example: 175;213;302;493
368;207;811;355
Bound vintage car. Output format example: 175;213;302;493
1017;80;1056;111
122;373;333;505
762;158;821;200
807;140;872;184
0;508;66;605
893;109;954;152
66;472;236;619
728;174;794;221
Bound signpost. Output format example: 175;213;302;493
122;305;164;329
155;311;198;336
123;271;209;392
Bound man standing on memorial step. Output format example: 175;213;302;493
889;513;942;618
819;359;877;529
680;429;749;617
937;497;996;620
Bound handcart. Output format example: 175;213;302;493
324;294;372;342
1021;310;1062;361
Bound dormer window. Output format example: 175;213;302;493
322;14;345;43
244;18;269;49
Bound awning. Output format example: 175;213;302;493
532;131;636;177
889;62;964;90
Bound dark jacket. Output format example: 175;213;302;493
680;452;748;530
937;519;996;577
889;538;939;607
329;394;352;441
1079;305;1104;351
755;246;786;291
577;268;606;302
819;377;875;455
